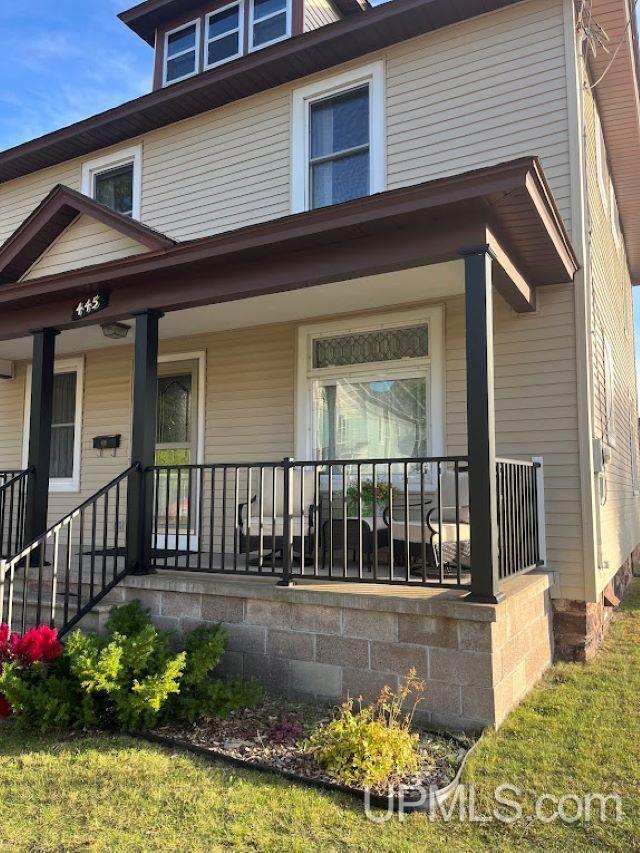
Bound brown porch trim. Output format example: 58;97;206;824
0;0;522;184
0;159;578;340
0;185;176;285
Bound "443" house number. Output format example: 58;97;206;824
72;293;109;321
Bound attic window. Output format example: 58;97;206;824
250;0;291;50
164;20;200;84
206;2;244;69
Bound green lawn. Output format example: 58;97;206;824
1;581;639;852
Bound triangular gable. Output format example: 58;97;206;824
0;184;175;285
22;214;151;281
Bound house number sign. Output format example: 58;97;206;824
72;293;109;321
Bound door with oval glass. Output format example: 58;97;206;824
155;358;200;551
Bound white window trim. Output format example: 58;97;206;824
291;60;386;213
205;2;244;71
22;357;85;494
163;19;201;86
610;181;621;250
81;145;143;221
249;0;291;52
594;107;608;214
295;307;444;461
604;337;616;447
629;393;639;496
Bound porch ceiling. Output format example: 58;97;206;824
0;157;578;342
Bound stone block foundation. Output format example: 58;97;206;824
553;545;638;662
109;570;554;731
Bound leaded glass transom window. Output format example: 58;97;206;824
313;325;429;370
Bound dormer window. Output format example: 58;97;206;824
206;2;244;69
164;20;200;84
250;0;291;50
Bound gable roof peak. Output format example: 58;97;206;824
0;184;175;285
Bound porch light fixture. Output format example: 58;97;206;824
101;322;131;340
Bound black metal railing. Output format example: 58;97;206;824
496;458;542;579
0;470;28;559
0;466;137;637
150;457;471;588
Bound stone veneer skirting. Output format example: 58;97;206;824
553;545;639;662
104;570;555;732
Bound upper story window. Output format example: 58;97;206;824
250;0;291;50
164;20;201;85
206;2;244;68
81;146;143;220
292;61;385;213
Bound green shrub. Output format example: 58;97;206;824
162;622;261;722
1;601;261;733
305;670;425;790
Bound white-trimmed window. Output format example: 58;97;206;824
250;0;291;51
164;20;201;85
604;337;616;446
292;62;385;213
629;394;639;496
610;181;621;250
594;107;608;213
206;2;244;69
81;146;142;220
22;358;84;493
296;308;444;463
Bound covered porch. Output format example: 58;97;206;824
0;158;578;639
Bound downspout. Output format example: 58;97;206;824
564;0;600;602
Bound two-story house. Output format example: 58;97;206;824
0;0;638;730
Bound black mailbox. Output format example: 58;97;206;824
93;435;121;452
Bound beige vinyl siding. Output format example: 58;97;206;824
443;286;584;600
303;0;340;32
386;0;572;229
22;215;150;280
584;81;640;595
0;363;26;471
0;0;571;255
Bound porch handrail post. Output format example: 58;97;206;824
127;310;163;575
277;457;295;587
24;328;58;547
461;246;503;603
532;455;547;566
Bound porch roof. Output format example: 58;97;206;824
0;157;579;341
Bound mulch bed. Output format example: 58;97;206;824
151;695;476;800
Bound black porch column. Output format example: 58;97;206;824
461;247;503;603
127;310;162;575
24;328;58;545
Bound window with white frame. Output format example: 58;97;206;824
629;395;639;496
594;107;608;213
164;20;200;84
206;2;243;68
604;337;616;446
250;0;290;50
296;309;444;462
22;359;84;493
610;181;621;250
81;146;142;220
292;62;385;213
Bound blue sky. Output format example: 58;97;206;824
1;0;640;375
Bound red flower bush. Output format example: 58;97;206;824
0;624;63;719
10;626;62;666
